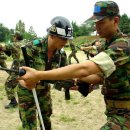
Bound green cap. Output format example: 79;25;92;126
86;1;120;23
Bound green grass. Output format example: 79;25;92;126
60;114;76;122
74;35;100;46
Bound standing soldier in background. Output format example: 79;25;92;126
68;40;79;64
81;39;104;57
0;50;7;68
0;32;23;109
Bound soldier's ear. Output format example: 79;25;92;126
114;16;120;24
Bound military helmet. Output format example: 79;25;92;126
47;16;73;39
85;1;120;23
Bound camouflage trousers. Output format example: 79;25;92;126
0;59;7;68
17;84;52;130
100;114;130;130
68;52;79;64
5;73;18;100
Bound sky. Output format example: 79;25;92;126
0;0;129;37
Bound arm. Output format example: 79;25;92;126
79;73;103;85
37;61;101;80
19;52;115;89
80;46;96;51
19;60;101;86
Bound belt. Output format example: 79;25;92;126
106;100;130;109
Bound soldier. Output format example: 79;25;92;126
17;16;73;130
0;50;7;68
81;39;104;57
19;1;130;129
68;40;79;64
0;32;23;109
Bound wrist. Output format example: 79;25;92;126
36;70;43;81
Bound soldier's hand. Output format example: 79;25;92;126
18;66;39;82
19;79;37;90
80;47;84;50
18;66;40;90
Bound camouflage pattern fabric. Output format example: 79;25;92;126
94;1;119;16
4;42;22;100
96;40;105;54
91;32;130;129
86;1;119;23
91;40;105;57
68;42;79;64
5;72;18;100
0;51;7;68
17;37;68;130
100;115;130;130
84;1;120;24
17;84;52;130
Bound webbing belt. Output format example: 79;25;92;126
106;100;130;109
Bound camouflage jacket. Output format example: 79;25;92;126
102;33;130;99
25;37;68;85
90;32;130;115
5;42;22;69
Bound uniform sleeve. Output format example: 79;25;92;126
90;38;130;78
90;52;116;78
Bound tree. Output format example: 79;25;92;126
28;26;37;38
71;21;95;37
0;23;10;42
72;21;79;37
15;20;25;33
119;14;130;34
78;21;95;36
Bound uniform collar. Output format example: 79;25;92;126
105;32;123;47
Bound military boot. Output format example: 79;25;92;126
4;98;18;109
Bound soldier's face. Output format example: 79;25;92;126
95;17;119;40
52;35;68;49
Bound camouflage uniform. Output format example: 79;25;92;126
82;39;105;58
100;33;130;130
0;51;7;68
96;40;105;54
86;1;130;129
68;41;79;64
17;37;68;130
90;25;130;130
4;41;22;102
